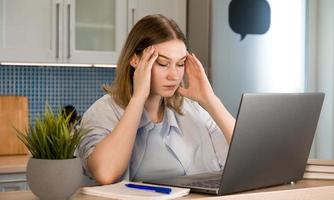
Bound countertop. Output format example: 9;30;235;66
0;155;29;174
2;179;334;200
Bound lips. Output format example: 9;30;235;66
163;85;178;90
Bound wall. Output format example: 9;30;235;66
187;0;212;79
0;65;115;125
187;0;332;159
211;0;306;116
307;0;334;159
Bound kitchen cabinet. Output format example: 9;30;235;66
0;0;54;63
0;156;29;192
67;0;127;64
128;0;187;35
0;0;127;64
0;0;186;65
0;173;28;192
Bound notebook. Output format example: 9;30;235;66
146;93;325;195
81;181;190;200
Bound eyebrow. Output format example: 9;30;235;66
158;54;187;61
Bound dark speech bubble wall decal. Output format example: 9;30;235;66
229;0;271;40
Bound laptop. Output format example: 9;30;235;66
145;93;325;195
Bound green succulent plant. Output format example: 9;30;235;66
15;105;90;159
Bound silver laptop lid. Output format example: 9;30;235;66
219;93;324;195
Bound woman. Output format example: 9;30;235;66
78;14;235;185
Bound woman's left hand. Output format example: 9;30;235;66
178;53;216;107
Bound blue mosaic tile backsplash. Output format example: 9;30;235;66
0;65;115;125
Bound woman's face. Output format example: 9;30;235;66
150;39;187;97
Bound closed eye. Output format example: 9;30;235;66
177;58;186;67
156;61;168;67
177;63;185;67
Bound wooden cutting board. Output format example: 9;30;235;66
0;96;29;155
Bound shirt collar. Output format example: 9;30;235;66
138;109;151;129
165;107;182;134
138;106;182;136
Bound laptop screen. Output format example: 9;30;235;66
219;93;324;195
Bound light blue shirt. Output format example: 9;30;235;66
77;94;229;182
133;118;185;181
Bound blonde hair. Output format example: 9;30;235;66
104;14;187;114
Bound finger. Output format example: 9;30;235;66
177;86;188;97
189;53;199;67
191;53;205;72
185;58;198;79
146;50;159;70
188;53;198;66
184;54;191;69
139;46;155;66
186;54;199;75
185;53;196;70
186;54;204;75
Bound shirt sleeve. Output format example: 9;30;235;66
77;95;122;179
191;100;229;169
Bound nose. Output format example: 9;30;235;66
167;65;179;81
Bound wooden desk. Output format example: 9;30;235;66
1;179;334;200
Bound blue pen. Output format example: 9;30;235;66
125;183;172;194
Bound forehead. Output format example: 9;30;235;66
153;39;187;60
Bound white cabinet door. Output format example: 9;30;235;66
65;0;127;64
0;0;185;65
0;0;126;64
0;0;56;62
128;0;187;35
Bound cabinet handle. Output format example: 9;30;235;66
56;3;60;59
67;4;71;59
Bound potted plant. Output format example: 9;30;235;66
15;105;90;200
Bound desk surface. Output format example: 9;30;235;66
1;179;334;200
0;155;29;174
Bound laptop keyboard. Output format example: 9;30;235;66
182;178;221;188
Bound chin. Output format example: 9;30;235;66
159;91;176;98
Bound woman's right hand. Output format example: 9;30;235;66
132;46;158;102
